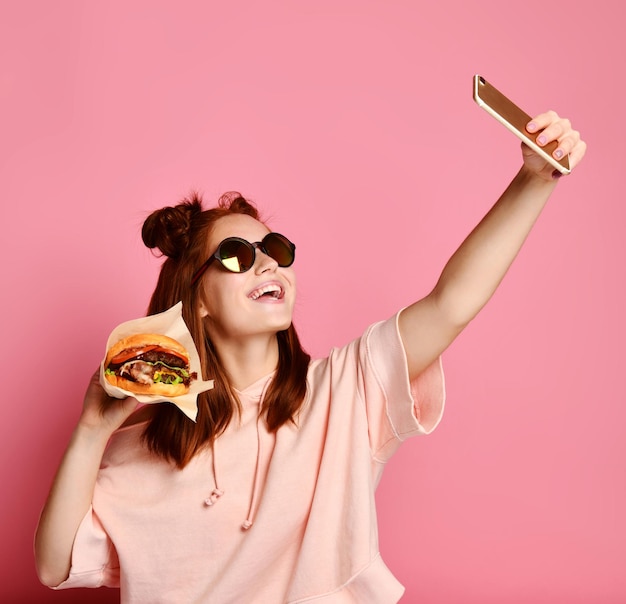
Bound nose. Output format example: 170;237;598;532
253;245;279;273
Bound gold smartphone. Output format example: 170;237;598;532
473;75;570;175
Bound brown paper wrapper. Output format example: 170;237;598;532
99;302;213;421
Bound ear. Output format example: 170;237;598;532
195;290;210;318
198;301;210;318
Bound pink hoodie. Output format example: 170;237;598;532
52;312;445;602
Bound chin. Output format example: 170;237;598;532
261;308;294;333
267;316;293;333
276;320;293;333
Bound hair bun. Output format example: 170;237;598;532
142;193;204;259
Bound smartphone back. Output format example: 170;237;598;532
473;75;570;174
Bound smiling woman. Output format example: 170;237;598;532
34;105;587;604
141;193;310;467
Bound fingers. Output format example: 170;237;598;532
526;111;587;168
102;394;140;422
80;367;140;434
568;138;588;170
526;110;586;170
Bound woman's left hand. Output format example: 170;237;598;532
523;111;587;180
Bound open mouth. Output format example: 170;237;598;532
248;283;284;301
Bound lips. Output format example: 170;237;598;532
248;282;285;301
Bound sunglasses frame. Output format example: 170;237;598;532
191;232;295;285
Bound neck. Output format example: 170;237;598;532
211;332;280;391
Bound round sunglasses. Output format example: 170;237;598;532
191;232;296;285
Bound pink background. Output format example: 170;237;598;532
2;1;624;602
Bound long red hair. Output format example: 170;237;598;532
140;191;310;468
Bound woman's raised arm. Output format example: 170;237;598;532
399;111;586;379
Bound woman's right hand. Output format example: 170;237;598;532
35;370;140;587
78;368;140;437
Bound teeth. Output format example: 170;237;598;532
249;284;283;300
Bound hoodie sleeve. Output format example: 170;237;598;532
51;505;120;590
359;310;445;462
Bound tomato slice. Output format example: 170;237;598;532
109;345;160;365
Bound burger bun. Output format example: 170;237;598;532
105;333;189;367
104;333;192;397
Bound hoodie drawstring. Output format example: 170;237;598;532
204;438;224;507
241;414;263;530
203;375;275;531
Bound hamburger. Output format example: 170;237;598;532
104;333;197;396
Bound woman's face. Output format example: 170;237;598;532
197;214;297;343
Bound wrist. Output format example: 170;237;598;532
518;163;562;187
516;165;561;191
72;420;112;451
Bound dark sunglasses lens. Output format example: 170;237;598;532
218;239;255;272
264;234;295;266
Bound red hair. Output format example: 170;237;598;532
140;192;310;468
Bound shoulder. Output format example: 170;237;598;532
307;316;393;375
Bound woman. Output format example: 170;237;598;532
35;111;586;603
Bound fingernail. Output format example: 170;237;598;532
554;149;564;159
537;135;547;145
552;170;563;179
527;122;537;132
